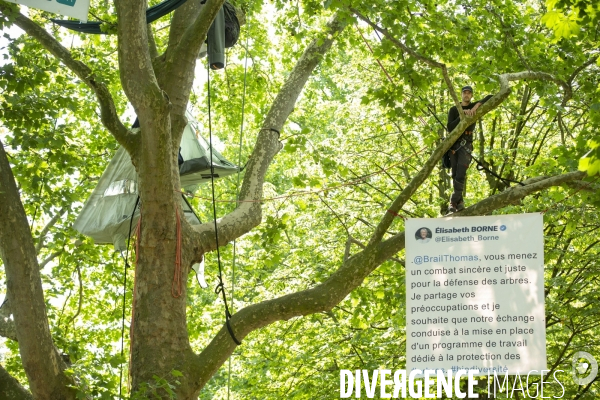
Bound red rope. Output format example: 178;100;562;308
356;25;394;85
387;209;406;219
172;208;183;298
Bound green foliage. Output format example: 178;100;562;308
541;0;600;174
129;372;181;400
543;0;600;37
1;0;600;398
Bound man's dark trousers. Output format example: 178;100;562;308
449;140;472;206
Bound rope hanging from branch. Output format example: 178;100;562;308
207;64;241;346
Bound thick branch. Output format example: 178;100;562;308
0;364;33;400
503;71;571;105
191;170;586;390
173;0;224;64
147;24;159;60
368;70;571;245
377;170;587;263
156;0;225;115
166;0;205;53
0;141;76;399
114;0;163;110
0;3;136;154
564;180;600;192
190;13;347;253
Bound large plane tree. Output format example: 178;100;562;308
0;0;598;398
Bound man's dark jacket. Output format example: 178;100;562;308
447;95;493;142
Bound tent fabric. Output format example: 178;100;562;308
51;0;189;34
178;115;239;189
73;111;239;251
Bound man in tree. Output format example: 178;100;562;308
446;86;492;213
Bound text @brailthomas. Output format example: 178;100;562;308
340;369;569;399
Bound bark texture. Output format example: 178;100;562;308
0;364;33;400
0;1;587;398
0;142;76;399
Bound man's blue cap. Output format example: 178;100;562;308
462;85;474;93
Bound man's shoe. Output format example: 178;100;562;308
447;204;458;214
456;202;465;211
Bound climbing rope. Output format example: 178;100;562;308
118;196;139;399
174;146;428;204
207;63;241;346
227;19;251;399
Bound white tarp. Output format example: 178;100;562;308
73;111;239;251
6;0;90;22
405;213;546;375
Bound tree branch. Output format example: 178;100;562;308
351;8;462;115
38;251;62;270
567;55;599;85
503;71;571;105
367;70;571;245
166;0;204;53
190;13;347;254
157;0;225;115
564;180;600;192
190;169;586;390
173;0;224;65
0;140;76;399
0;363;33;400
114;0;163;110
0;2;136;154
376;170;587;263
35;207;66;254
147;24;159;60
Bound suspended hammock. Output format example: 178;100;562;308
73;111;240;251
51;0;189;34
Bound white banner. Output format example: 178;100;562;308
6;0;90;22
405;213;546;375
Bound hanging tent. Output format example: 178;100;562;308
73;111;240;253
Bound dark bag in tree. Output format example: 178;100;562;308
442;150;452;169
223;1;240;48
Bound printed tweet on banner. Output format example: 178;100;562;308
405;213;546;375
